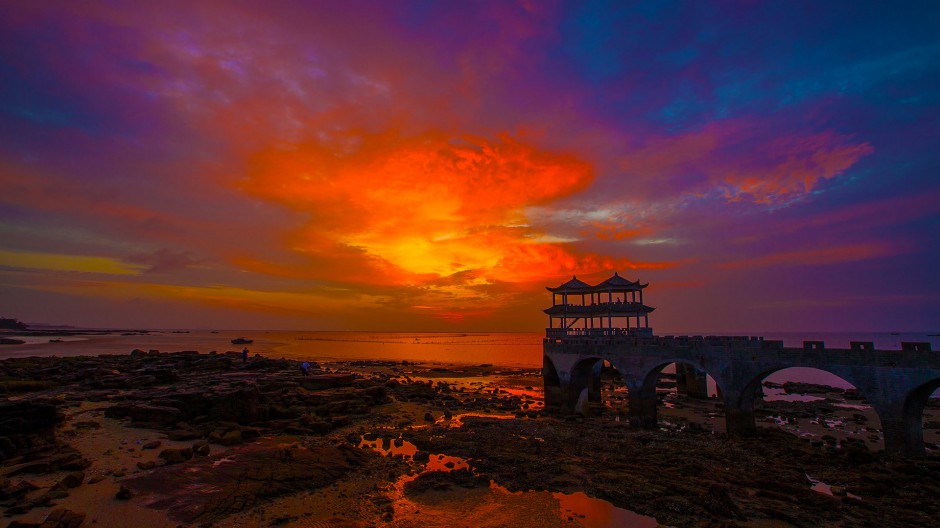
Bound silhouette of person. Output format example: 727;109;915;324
242;347;249;363
301;361;310;376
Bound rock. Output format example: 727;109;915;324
39;508;86;528
299;373;356;391
137;461;156;470
141;440;162;450
209;385;262;424
115;485;133;500
423;412;435;422
54;471;85;489
192;441;211;457
5;450;88;476
0;479;37;501
704;484;744;519
158;447;193;465
165;429;200;441
120;443;371;523
307;421;333;435
0;401;61;460
87;475;105;484
218;430;243;446
403;469;486;494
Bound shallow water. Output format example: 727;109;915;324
360;434;658;527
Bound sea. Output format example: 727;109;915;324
2;330;938;391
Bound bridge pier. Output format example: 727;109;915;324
627;379;657;429
722;391;757;436
881;417;923;458
542;355;565;411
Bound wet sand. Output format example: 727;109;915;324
2;351;939;527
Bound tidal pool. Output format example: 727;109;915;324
360;434;659;527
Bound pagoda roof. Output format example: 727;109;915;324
546;272;648;293
594;272;647;290
546;276;593;293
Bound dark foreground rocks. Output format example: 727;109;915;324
3;350;939;528
401;416;940;528
122;441;370;523
0;401;61;462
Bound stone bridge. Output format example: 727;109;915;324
543;335;940;457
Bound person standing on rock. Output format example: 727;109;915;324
301;361;310;376
242;347;249;363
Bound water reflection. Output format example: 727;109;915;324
762;387;825;403
806;474;862;500
360;434;659;527
554;491;658;528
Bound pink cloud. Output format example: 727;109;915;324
614;121;873;205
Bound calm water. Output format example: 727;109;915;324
0;331;544;367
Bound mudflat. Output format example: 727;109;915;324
2;350;939;527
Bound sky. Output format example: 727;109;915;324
1;1;939;333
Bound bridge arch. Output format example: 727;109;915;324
599;361;630;419
632;360;722;430
903;379;940;455
568;356;604;414
543;355;563;410
736;367;884;450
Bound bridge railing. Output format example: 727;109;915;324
544;327;654;340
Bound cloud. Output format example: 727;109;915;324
243;131;597;280
126;249;202;274
718;242;900;270
0;249;145;275
616;121;874;205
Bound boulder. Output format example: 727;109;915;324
192;441;211;457
36;508;86;528
209;385;262;424
218;430;243;446
54;471;85;489
115;485;133;500
158;447;193;465
0;401;61;460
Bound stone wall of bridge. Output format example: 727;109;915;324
543;336;940;457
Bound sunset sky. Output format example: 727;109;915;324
1;1;938;332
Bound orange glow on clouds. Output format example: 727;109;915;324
241;131;631;285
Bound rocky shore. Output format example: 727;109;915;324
1;350;939;527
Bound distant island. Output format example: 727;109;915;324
0;317;28;330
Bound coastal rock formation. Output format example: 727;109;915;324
0;401;61;462
1;351;938;527
122;441;371;523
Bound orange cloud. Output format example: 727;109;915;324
242;131;592;278
722;132;875;204
618;122;873;205
234;130;674;320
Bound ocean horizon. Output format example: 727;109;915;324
3;329;939;393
